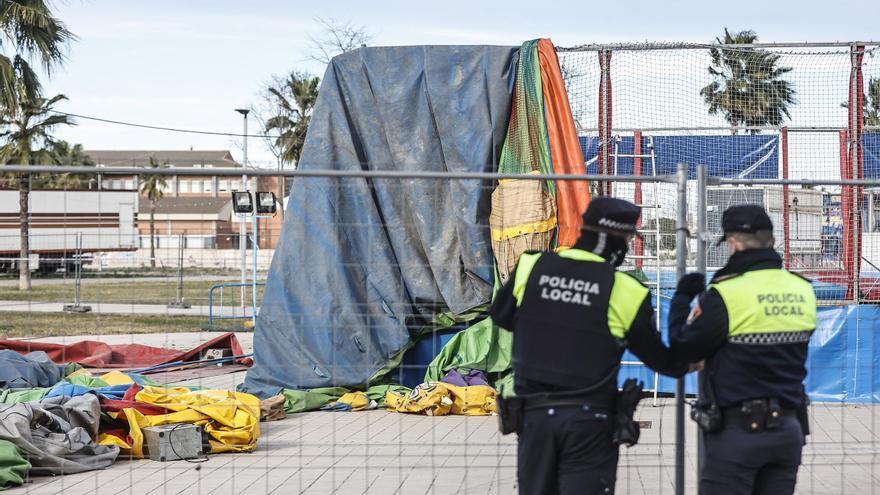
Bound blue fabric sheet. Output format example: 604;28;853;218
0;351;66;389
242;46;518;398
44;383;131;400
579;135;779;179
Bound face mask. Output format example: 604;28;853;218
607;243;629;267
584;231;629;267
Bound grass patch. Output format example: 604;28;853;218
0;280;265;306
0;312;215;338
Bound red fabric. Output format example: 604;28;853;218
100;398;169;416
123;384;142;402
536;39;591;248
0;332;252;368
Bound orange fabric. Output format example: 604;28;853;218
537;39;591;247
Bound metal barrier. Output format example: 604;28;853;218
207;282;265;329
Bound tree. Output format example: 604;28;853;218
0;1;75;112
0;94;73;290
307;17;371;65
139;157;167;268
842;77;880;129
700;29;796;133
263;72;320;166
47;140;94;189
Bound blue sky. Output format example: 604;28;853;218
43;0;879;165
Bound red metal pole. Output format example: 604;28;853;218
633;131;643;269
847;44;865;302
840;129;853;299
597;51;606;196
606;51;613;197
597;50;613;196
781;128;790;270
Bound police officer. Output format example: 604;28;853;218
490;197;688;495
669;204;816;495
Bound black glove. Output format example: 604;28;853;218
676;273;706;297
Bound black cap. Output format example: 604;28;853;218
581;197;641;237
717;204;773;245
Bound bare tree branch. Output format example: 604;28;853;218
306;17;372;65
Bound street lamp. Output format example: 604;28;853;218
231;190;277;327
235;108;249;313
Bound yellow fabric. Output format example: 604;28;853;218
711;269;817;336
337;392;371;411
490;171;558;284
100;370;135;386
385;382;496;416
491;217;559;242
96;386;260;457
65;368;91;380
97;433;131;449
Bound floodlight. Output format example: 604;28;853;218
232;191;253;214
256;191;277;215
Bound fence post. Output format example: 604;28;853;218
168;232;191;309
848;43;865;303
675;162;688;495
781;127;791;269
695;163;708;481
597;49;613;196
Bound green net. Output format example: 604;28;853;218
498;39;555;195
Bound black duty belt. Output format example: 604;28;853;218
523;394;613;411
722;398;797;433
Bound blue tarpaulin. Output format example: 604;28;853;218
579;135;779;179
242;46;518;398
865;133;880;179
626;301;880;403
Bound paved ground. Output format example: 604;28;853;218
3;334;879;494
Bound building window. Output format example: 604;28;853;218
180;180;191;193
204;180;213;193
219;180;229;192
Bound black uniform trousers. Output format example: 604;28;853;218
517;405;617;495
700;414;804;495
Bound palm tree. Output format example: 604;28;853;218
140;157;167;268
0;94;73;290
843;77;880;129
700;29;796;133
867;78;880;128
263;72;320;166
46;140;94;189
0;1;75;112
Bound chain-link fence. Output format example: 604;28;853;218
1;39;879;494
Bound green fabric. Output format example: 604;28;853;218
498;39;555;194
280;389;338;414
365;384;410;407
0;439;29;490
424;317;513;383
62;363;83;377
280;385;410;413
712;269;816;336
65;374;110;389
0;388;49;404
494;372;515;398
